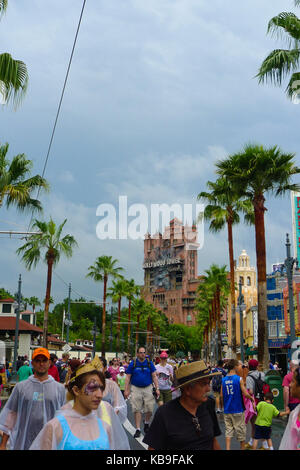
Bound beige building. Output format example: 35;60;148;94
226;250;257;358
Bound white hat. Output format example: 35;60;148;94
119;366;125;372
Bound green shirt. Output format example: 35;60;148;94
17;365;33;382
117;374;126;390
255;401;279;427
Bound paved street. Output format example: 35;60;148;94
123;399;288;451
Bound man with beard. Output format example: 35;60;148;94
143;360;222;450
0;348;65;450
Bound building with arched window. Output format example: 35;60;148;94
226;250;257;359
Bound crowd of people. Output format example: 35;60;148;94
0;347;299;451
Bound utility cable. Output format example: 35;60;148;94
26;0;87;233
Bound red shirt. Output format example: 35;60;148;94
48;364;60;382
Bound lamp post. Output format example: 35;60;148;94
282;234;300;358
91;317;99;358
250;305;258;357
10;275;23;383
238;279;246;363
65;283;72;345
109;306;113;353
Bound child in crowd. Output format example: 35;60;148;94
279;365;300;450
253;392;290;450
117;366;126;397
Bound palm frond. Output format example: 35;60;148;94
267;12;300;43
0;0;7;16
286;71;300;98
0;53;28;108
256;48;300;86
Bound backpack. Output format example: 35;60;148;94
132;357;151;371
248;372;270;401
211;368;224;392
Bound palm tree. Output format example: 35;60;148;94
0;143;49;212
201;265;230;361
0;2;29;107
28;296;41;326
16;218;77;347
196;279;215;358
216;143;300;368
87;256;123;357
107;278;127;354
132;297;148;353
198;177;254;356
166;328;186;355
123;279;140;353
256;1;300;100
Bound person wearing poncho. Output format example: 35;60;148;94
102;378;127;424
0;348;66;450
30;357;129;450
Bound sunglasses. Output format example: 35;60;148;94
33;358;48;364
192;417;201;435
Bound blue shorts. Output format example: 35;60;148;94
254;424;272;440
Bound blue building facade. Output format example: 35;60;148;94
267;272;290;374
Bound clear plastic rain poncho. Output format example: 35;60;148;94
102;378;127;424
279;404;300;450
30;400;130;450
0;375;66;450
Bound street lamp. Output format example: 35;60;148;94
90;317;99;358
10;275;24;383
278;233;300;359
250;306;258;356
238;279;246;363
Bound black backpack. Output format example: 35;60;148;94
248;372;265;402
132;357;151;371
211;368;223;392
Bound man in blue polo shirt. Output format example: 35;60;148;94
124;347;160;438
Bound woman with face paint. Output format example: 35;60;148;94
30;358;129;450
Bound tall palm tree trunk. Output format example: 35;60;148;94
146;317;150;350
227;217;237;356
127;299;132;354
135;313;140;355
43;255;54;348
117;297;121;354
101;275;108;357
216;287;221;361
254;195;269;369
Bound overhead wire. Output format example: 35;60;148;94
26;0;87;234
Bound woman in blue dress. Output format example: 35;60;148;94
30;357;129;450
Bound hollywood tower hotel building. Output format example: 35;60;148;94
142;218;200;325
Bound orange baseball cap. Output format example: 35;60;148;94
32;347;50;360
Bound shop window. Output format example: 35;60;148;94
278;321;286;338
268;321;277;338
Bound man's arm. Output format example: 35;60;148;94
0;433;9;450
240;378;255;403
152;372;160;398
124;373;131;399
283;386;290;412
212;437;221;450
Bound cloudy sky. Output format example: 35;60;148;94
0;0;299;305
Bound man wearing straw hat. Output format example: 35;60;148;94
143;360;222;450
